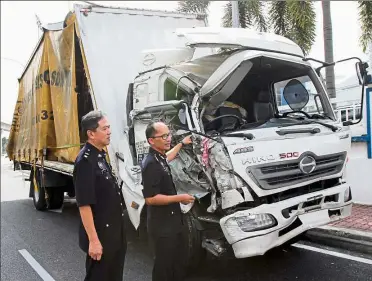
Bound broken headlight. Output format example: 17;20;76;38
226;214;277;232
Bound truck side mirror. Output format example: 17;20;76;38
344;61;369;127
356;62;369;86
343;120;353;126
365;74;372;85
178;108;187;125
126;83;134;127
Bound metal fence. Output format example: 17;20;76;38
332;99;362;122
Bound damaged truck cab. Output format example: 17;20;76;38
125;28;369;262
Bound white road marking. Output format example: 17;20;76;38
292;243;372;265
18;249;56;281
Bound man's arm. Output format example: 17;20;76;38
166;135;192;162
145;194;194;206
79;206;102;260
142;161;194;205
79;206;99;241
74;160;102;260
166;143;183;162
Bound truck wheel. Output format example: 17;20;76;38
67;190;75;198
184;212;206;271
46;187;64;209
31;169;47;211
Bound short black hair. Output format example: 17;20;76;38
81;110;105;138
145;121;158;140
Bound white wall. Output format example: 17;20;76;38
346;143;372;205
345;77;372;205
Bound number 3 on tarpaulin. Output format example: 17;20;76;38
40;110;54;121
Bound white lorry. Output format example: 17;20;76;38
8;3;370;268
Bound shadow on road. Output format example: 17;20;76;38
2;199;372;281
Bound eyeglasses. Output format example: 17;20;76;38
151;133;172;140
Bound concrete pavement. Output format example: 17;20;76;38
305;203;372;256
329;204;372;232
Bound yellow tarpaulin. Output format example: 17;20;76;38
7;21;80;163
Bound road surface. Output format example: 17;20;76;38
1;157;372;281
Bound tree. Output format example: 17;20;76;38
268;0;316;56
177;0;315;56
222;1;267;32
320;1;372;102
177;0;210;14
176;0;371;101
358;1;372;53
322;1;336;100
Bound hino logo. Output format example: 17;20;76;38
299;156;316;174
242;155;275;165
143;53;156;66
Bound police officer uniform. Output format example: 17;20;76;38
141;147;187;281
73;142;127;281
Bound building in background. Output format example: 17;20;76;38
1;121;10;156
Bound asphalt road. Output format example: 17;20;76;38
1;157;372;281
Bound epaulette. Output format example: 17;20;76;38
76;147;92;164
83;147;91;160
141;153;153;170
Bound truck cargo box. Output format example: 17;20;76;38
7;4;208;167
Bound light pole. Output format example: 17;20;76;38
369;42;372;73
231;1;240;28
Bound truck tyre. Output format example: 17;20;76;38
184;212;206;271
46;187;64;209
67;190;75;198
31;169;47;211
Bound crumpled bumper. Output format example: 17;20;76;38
219;183;352;258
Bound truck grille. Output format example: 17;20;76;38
248;152;346;190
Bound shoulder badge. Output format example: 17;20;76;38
98;162;105;170
83;149;90;159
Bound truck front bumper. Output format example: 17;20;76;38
219;183;352;259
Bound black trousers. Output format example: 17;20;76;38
149;232;187;281
84;243;126;281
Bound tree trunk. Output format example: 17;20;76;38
322;1;336;101
231;1;240;28
369;42;372;73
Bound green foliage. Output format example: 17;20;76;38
176;0;210;14
222;1;267;32
177;0;315;55
358;1;372;53
268;1;316;55
269;1;289;36
286;1;316;56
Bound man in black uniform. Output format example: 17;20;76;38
141;121;195;281
73;110;127;281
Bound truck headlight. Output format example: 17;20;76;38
344;187;352;202
226;214;277;232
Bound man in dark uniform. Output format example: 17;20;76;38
73;110;127;281
141;121;195;281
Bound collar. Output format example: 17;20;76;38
85;142;106;158
149;147;166;161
